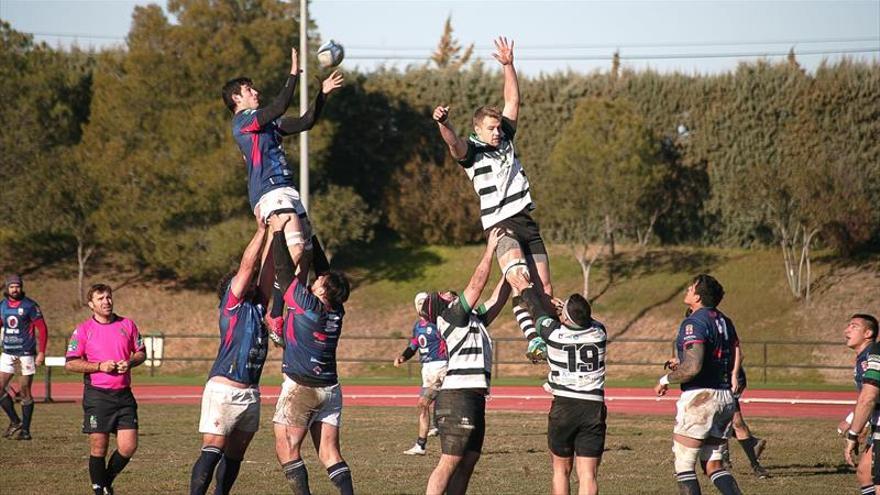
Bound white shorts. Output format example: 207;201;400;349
273;375;342;428
198;380;261;435
0;353;36;376
255;188;313;248
421;361;448;394
673;388;735;440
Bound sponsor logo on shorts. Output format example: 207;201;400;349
89;415;98;429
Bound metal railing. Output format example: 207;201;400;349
140;334;851;382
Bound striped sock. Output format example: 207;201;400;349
326;461;353;495
861;485;875;495
675;470;701;495
710;469;741;495
282;459;310;495
512;297;537;341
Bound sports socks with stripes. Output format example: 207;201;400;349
861;485;875;495
675;470;701;495
709;469;741;495
327;461;354;495
282;458;311;495
214;455;242;495
190;446;223;495
512;296;537;341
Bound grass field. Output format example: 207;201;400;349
0;403;855;494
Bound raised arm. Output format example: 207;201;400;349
433;105;469;160
254;48;300;127
479;277;511;327
278;71;344;135
229;221;268;299
461;228;503;310
493;37;519;125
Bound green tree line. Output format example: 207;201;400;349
1;1;878;299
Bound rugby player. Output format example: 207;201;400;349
655;274;742;495
0;274;48;440
841;314;880;495
189;222;269;495
65;284;146;495
432;36;551;364
268;216;354;495
723;364;769;478
508;271;607;495
424;228;510;495
393;292;448;455
222;47;342;337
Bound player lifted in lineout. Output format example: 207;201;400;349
221;47;343;337
432;37;552;364
393;292;448;455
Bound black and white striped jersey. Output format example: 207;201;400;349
458;119;534;230
437;299;492;391
538;316;607;402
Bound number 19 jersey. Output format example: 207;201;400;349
538;316;607;402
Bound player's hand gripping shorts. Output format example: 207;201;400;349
673;388;736;440
198;380;261;435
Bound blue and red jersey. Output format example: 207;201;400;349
282;279;344;387
1;297;47;356
232;109;297;211
407;319;447;364
676;307;739;391
208;285;268;387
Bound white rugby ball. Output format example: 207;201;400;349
317;40;345;68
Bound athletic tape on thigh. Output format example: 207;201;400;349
699;442;724;462
502;258;528;279
672;441;701;473
287;232;305;246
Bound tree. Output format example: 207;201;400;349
430;16;473;70
308;185;377;260
540;97;666;298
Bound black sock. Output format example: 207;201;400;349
862;485;875;495
282;459;311;495
190;446;223;495
675;471;701;495
89;455;109;495
416;437;427;449
20;400;34;432
710;470;741;495
271;282;284;319
327;461;353;495
106;449;131;486
737;436;760;467
0;393;20;423
213;456;242;495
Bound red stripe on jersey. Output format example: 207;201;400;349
224;313;239;349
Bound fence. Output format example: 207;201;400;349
141;334;851;382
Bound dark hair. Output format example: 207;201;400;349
222;77;253;113
853;313;880;341
473;105;502;127
217;270;236;301
692;274;724;308
87;283;112;302
323;270;351;309
566;293;592;328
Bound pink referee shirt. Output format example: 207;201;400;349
65;315;145;390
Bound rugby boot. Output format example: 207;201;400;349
525;337;547;364
267;316;285;348
753;437;767;460
403;443;427;456
13;429;31;441
3;421;21;439
427;427;439;437
752;464;770;479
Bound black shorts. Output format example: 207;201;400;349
82;385;138;434
547;396;606;458
435;389;486;456
489;210;547;258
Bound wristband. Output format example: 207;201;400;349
847;430;860;441
659;374;670;386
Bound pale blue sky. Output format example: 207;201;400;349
2;0;878;75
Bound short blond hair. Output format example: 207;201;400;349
473;105;502;127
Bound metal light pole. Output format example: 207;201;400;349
298;0;309;210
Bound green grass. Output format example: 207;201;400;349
0;403;855;494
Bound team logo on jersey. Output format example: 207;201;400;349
6;315;18;329
685;324;694;335
17;308;24;315
67;338;79;352
542;319;553;328
862;361;870;372
426;327;432;335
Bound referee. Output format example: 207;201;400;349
65;284;146;495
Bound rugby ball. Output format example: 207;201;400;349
317;40;345;68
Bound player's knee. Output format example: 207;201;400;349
672;440;701;473
502;258;529;283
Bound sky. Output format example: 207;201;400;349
2;0;878;75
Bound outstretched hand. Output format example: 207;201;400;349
290;48;300;75
492;37;514;66
322;70;344;95
433;105;450;124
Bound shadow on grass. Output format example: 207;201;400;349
764;462;851;477
332;236;444;286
